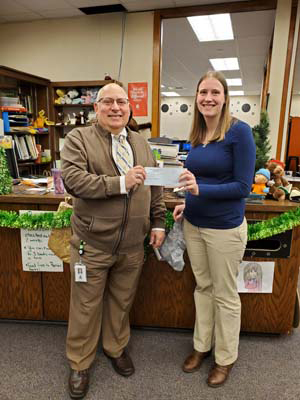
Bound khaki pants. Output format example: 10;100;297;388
183;218;247;366
66;236;144;371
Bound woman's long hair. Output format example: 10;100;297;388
189;70;235;147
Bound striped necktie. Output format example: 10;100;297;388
115;135;132;175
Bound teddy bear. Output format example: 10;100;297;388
54;88;72;105
252;168;270;196
67;89;82;104
54;89;67;105
266;159;289;201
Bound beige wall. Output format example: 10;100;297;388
0;12;154;123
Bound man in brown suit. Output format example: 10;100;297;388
61;83;166;399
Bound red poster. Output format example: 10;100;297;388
128;82;148;117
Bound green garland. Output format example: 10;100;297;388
0;147;13;195
0;208;300;242
0;209;72;230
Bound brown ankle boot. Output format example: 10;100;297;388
207;363;234;387
182;350;211;373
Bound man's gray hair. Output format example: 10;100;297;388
95;82;126;102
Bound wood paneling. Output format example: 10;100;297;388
130;253;195;329
0;228;43;319
0;193;299;334
276;5;297;159
42;263;70;321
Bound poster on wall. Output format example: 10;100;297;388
128;82;148;116
20;210;63;272
237;261;275;293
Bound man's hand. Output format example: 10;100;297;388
125;165;146;191
149;230;165;248
173;204;185;221
179;169;199;196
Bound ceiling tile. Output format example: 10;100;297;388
66;0;120;6
123;0;175;12
16;0;74;11
0;0;30;16
38;9;85;18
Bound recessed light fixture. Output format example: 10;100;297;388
226;78;242;86
187;14;234;42
210;57;239;71
161;84;165;88
229;90;244;96
161;92;180;97
167;86;175;90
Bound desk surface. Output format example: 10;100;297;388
0;187;299;212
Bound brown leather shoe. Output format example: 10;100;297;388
68;368;89;399
182;350;211;373
207;363;234;387
110;350;135;377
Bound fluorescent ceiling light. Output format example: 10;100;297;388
210;57;239;71
161;92;180;97
226;78;242;86
161;84;165;88
229;90;244;96
187;14;234;41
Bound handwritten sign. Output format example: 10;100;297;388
20;211;63;272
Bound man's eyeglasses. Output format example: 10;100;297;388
98;97;129;107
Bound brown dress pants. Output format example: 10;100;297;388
66;236;144;371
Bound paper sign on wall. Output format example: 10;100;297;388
20;210;63;272
237;261;275;293
128;82;148;116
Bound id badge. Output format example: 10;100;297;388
74;262;87;282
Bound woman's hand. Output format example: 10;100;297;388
179;169;199;196
173;203;185;221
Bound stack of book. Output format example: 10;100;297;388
14;134;38;161
148;140;181;167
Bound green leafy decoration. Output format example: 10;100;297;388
0;208;300;244
0;147;13;195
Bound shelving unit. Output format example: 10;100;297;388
0;66;52;177
50;80;119;165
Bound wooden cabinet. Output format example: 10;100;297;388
0;193;299;334
0;66;52;176
50;80;119;165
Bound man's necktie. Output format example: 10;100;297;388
115;135;132;175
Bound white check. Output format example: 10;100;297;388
144;167;183;186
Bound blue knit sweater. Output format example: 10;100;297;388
184;120;256;229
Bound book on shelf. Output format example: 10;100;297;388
14;134;38;160
0;106;27;112
18;136;31;160
25;135;38;159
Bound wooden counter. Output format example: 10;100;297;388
0;189;299;334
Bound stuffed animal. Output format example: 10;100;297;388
67;89;82;104
266;159;289;201
34;110;54;128
55;89;66;105
81;89;92;104
252;168;270;195
55;88;72;105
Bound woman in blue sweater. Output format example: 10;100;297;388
173;71;256;387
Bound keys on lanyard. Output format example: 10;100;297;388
74;240;87;282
